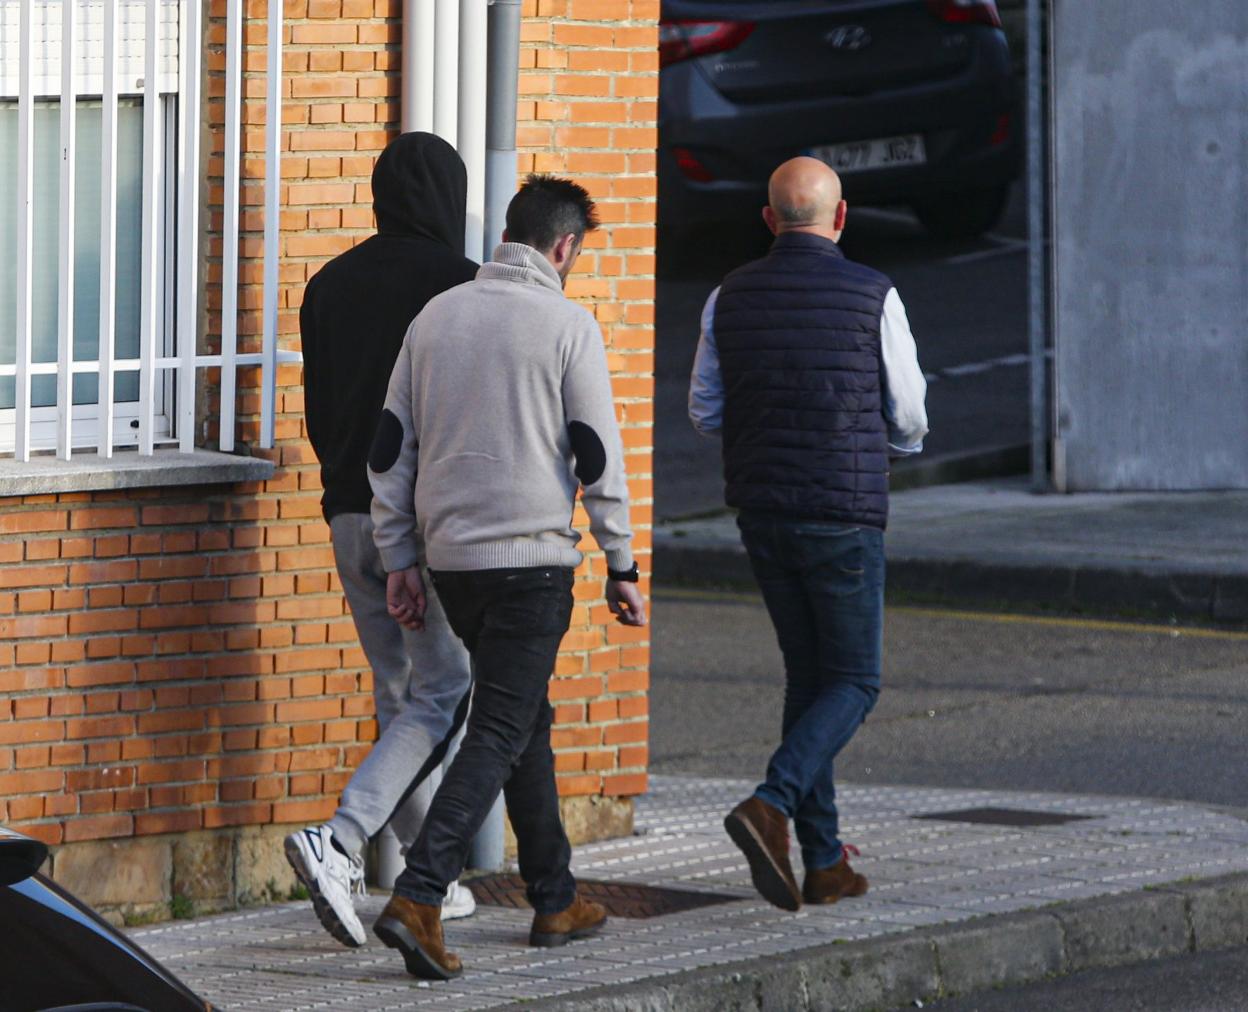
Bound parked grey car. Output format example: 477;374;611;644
659;0;1020;238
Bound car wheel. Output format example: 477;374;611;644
912;185;1009;240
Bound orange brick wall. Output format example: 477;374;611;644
0;485;371;844
519;0;658;797
0;2;657;846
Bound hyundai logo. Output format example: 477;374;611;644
825;25;872;51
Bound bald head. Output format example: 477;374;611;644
764;157;847;240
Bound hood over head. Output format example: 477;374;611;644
372;131;467;253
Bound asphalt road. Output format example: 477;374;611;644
649;592;1248;1010
650;591;1248;811
654;186;1030;521
898;945;1248;1011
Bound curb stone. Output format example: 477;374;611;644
1052;888;1190;972
653;546;1248;626
889;443;1028;492
524;873;1248;1011
886;558;1248;626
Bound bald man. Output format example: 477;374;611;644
689;157;928;911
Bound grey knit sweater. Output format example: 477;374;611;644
368;242;635;575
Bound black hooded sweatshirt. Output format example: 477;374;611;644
301;132;478;522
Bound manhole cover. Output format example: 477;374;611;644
912;807;1097;828
466;875;738;919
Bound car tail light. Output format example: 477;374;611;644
990;112;1011;146
673;147;715;183
926;0;1002;28
659;20;756;68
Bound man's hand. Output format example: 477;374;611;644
606;579;647;627
386;567;427;631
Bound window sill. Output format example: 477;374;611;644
0;449;275;498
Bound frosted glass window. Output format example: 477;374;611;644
0;98;156;414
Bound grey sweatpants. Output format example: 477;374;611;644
325;513;472;857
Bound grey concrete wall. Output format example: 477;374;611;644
1051;2;1248;490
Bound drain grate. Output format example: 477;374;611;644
912;807;1097;828
466;875;738;919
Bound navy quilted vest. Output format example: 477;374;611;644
714;231;892;529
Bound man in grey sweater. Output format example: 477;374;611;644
367;175;646;981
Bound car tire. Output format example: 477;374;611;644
912;185;1009;240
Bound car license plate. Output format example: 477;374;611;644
807;134;926;174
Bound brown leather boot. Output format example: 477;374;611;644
529;892;607;948
373;894;463;980
802;849;868;905
723;796;801;911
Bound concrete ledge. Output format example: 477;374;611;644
1176;874;1248;951
1051;888;1191;972
0;448;274;498
653;543;754;590
47;825;300;928
891;442;1029;492
887;558;1248;626
933;912;1065;994
654;545;1248;626
527;873;1248;1012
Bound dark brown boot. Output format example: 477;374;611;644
723;796;801;911
529;892;607;947
802;849;868;905
373;894;463;980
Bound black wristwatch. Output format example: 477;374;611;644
608;562;640;583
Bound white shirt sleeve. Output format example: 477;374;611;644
688;286;724;437
880;287;929;455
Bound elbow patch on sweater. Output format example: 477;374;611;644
569;420;607;486
369;409;406;473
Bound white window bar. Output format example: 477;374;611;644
55;0;77;459
259;0;281;449
137;0;160;454
174;0;198;453
14;0;34;461
218;0;242;453
97;0;118;457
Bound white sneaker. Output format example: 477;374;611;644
284;825;367;947
441;880;477;921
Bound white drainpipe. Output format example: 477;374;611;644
464;0;522;875
402;0;435;132
459;0;488;261
403;0;499;259
484;0;521;258
433;0;459;144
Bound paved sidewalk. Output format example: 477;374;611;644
654;479;1248;624
130;775;1248;1011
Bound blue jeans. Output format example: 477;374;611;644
394;566;577;915
737;511;884;872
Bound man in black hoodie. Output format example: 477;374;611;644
287;133;478;948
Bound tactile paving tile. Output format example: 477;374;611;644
129;775;1248;1011
912;806;1099;827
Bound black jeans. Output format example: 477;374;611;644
393;566;577;916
